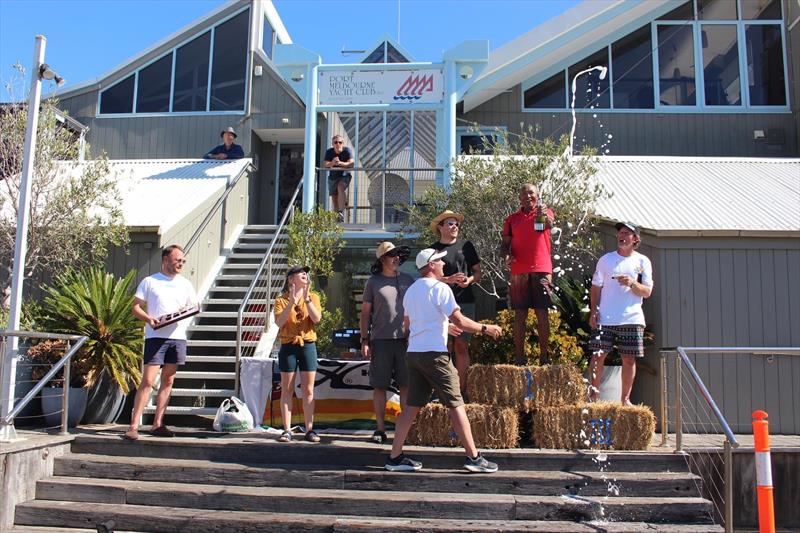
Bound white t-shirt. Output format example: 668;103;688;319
402;277;459;353
135;272;197;339
592;251;653;326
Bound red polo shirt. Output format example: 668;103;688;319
503;207;554;275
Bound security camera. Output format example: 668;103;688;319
459;65;474;81
290;70;304;82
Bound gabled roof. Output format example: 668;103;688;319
462;0;682;113
593;157;800;236
56;159;251;232
357;34;414;64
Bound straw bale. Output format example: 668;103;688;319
407;403;519;449
532;402;655;450
528;364;585;410
466;364;529;409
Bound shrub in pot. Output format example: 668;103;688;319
42;267;143;424
28;339;89;427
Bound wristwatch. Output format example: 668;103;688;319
481;324;487;334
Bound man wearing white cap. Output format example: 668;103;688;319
203;126;244;160
385;248;502;474
360;242;413;444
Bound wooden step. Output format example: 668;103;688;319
54;453;702;497
33;477;714;522
69;434;693;472
16;500;722;533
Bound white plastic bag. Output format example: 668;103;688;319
213;396;254;432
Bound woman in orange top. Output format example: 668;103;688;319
273;266;322;442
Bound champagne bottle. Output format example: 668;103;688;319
534;197;547;232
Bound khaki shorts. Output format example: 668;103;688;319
369;338;409;390
509;272;552;310
405;351;464;408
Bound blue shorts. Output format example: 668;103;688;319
144;338;187;366
278;342;318;372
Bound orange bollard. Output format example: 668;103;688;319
752;410;775;533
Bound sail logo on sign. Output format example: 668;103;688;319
393;74;435;101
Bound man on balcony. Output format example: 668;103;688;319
323;134;354;222
204;127;244;160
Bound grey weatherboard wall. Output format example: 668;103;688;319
596;228;800;434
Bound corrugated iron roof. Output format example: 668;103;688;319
57;159;250;233
593;157;800;235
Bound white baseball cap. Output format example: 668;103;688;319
415;248;447;269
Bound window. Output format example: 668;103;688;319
210;10;249;111
658;2;694;20
136;54;172;113
701;25;741;106
98;7;249;115
523;71;565;109
741;0;781;20
363;46;385;64
99;75;134;114
657;25;696;106
262;18;275;58
387;43;408;63
746;25;786;106
173;32;210;112
697;0;737;20
568;49;610;109
612;26;654;109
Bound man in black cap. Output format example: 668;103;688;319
588;221;653;405
204;126;244;160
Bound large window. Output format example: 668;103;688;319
521;1;787;112
99;7;249;115
262;17;275;59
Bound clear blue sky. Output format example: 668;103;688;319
0;0;579;101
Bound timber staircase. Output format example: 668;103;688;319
143;225;287;418
12;431;722;532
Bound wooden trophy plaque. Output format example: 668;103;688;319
153;305;200;330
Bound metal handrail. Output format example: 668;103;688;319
234;179;303;396
316;166;444;172
659;346;800;533
1;330;89;437
184;164;249;254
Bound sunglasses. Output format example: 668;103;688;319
333;140;343;144
384;250;401;258
441;221;459;227
174;259;187;264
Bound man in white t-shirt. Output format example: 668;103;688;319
125;244;198;440
385;249;502;474
589;222;653;406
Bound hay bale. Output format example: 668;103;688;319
466;364;529;409
407;403;519;449
532;402;655;450
529;364;585;410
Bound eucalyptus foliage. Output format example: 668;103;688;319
400;128;607;299
42;268;143;393
0;77;128;308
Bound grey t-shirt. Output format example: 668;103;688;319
362;272;414;340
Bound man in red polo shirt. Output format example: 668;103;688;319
501;183;555;365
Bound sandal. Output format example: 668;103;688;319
588;386;600;402
371;430;387;444
278;431;292;443
304;430;320;443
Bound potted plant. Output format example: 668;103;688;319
28;339;91;427
41;267;143;424
1;301;48;425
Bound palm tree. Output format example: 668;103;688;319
43;267;142;393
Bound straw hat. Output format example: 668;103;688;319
370;242;410;274
430;210;464;234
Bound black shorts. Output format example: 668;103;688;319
509;272;553;310
327;174;352;195
144;338;187;366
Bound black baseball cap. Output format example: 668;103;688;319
285;265;310;277
614;221;640;236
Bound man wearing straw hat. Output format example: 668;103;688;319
203;126;244;160
385;249;502;473
429;210;481;399
360;242;413;444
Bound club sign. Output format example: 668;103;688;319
319;69;444;106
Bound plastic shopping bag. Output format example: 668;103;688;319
213;396;254;432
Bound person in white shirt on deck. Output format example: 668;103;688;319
589;222;654;406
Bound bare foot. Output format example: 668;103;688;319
588;386;599;402
622;400;634;407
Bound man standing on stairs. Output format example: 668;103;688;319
385;249;502;474
126;244;198;441
360;242;413;444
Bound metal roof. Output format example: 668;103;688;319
58;159;250;233
593;157;800;236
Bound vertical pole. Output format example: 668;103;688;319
752;410;775;533
2;36;46;423
441;60;457;190
301;62;319;213
724;438;733;533
660;352;668;446
60;341;71;436
675;354;682;452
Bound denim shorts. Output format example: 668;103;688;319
144;338;187;366
278;342;318;372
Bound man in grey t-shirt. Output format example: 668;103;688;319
359;242;413;444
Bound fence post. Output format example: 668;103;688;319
675;354;682;451
660;351;667;446
724;438;733;533
752;410;775;533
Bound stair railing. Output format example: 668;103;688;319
0;330;88;441
660;346;800;533
234;179;303;396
